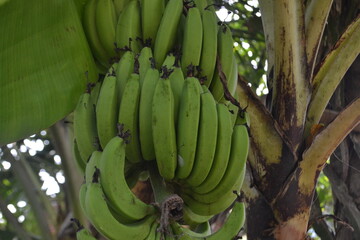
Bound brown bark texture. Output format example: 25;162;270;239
242;0;360;239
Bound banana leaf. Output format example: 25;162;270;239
0;0;97;145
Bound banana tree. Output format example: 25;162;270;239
0;0;359;240
238;0;360;239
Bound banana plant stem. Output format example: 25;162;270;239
148;163;173;204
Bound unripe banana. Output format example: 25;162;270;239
189;124;248;203
73;140;86;174
192;103;233;194
209;24;235;102
199;9;218;86
89;80;102;105
115;50;135;102
154;0;183;68
193;220;212;235
139;67;160;161
181;178;242;216
99;136;155;221
174;14;186;48
113;0;130;18
237;109;251;127
168;64;185;123
182;205;213;227
95;0;117;57
205;201;245;240
75;225;96;240
228;101;239;126
96;66;119;148
228;54;238;98
205;0;216;12
138;47;153;86
171;221;209;239
194;0;208;13
118;72;142;163
141;0;166;47
219;54;238;104
83;0;111;68
172;201;245;239
176;77;202;179
152;71;177;180
181;7;203;74
161;53;176;70
115;0;142;54
186;85;218;187
84;181;156;239
79;183;88;217
85;151;102;184
74;91;99;163
145;221;160;240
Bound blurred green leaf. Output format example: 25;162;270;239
0;0;97;145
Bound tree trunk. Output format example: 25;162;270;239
242;0;360;239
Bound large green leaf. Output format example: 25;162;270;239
0;0;97;145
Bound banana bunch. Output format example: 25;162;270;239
74;0;248;239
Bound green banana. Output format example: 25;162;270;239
192;103;233;194
238;109;251;127
199;9;218;87
181;178;243;216
152;71;177;180
228;55;238;99
115;0;142;54
141;0;166;47
155;230;161;240
194;0;208;13
174;14;186;48
171;222;209;239
176;76;202;179
85;151;102;184
168;64;185;123
89;80;102;106
154;0;183;68
113;0;130;18
99;136;155;221
181;7;203;74
84;181;156;240
73;91;99;163
186;85;218;187
83;0;111;68
138;46;153;86
194;221;212;236
205;0;216;12
161;53;184;122
225;99;239;126
139;67;160;161
209;24;235;102
204;201;245;240
161;52;176;70
219;54;238;104
118;72;142;163
146;221;160;240
75;225;96;240
73;140;86;174
79;183;87;217
115;50;135;102
96;66;119;148
95;0;117;57
182;205;213;227
189;124;248;203
172;201;245;239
